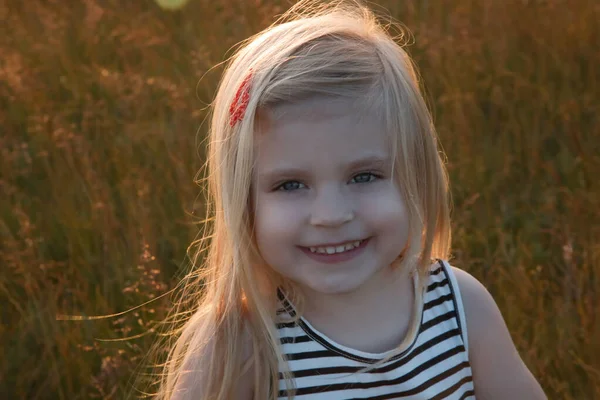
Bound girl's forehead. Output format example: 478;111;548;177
262;96;380;129
254;97;393;170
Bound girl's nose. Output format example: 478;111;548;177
309;188;355;227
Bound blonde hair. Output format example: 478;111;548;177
153;0;451;398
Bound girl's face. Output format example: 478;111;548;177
252;97;409;296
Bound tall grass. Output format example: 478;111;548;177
0;0;598;398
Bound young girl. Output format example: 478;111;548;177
156;1;546;398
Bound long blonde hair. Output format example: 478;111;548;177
154;1;451;398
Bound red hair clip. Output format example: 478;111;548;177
228;72;253;127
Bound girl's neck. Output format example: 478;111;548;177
298;266;416;354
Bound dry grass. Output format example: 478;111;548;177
0;0;598;398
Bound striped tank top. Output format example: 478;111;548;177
275;260;475;399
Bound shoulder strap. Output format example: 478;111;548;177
439;260;469;356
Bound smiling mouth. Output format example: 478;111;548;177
305;239;367;255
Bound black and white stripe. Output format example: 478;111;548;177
276;260;476;399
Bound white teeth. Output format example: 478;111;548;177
308;240;363;254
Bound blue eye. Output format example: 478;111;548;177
276;181;306;191
351;172;378;184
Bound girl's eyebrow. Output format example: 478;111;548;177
258;155;391;182
257;167;309;184
346;155;391;171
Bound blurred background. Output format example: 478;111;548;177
1;0;598;398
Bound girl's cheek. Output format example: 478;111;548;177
358;187;407;221
255;197;305;230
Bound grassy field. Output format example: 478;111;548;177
1;0;598;398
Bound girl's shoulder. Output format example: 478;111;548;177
440;261;547;399
430;260;504;329
171;317;255;400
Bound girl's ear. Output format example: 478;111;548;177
399;239;409;260
394;231;410;265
